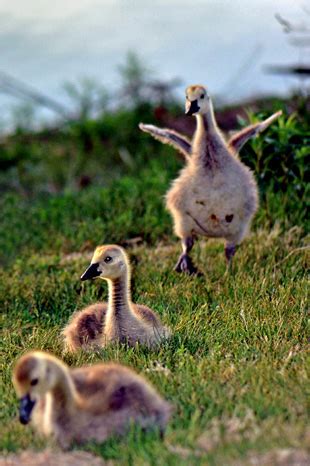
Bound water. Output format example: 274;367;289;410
0;0;308;128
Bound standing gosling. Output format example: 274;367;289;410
63;245;170;351
140;85;282;274
13;351;171;449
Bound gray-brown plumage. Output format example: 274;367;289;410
63;245;170;351
140;85;282;274
12;351;172;449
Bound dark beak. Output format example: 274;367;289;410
80;263;101;281
19;394;36;425
185;99;200;116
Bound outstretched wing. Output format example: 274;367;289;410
139;123;191;160
228;110;282;153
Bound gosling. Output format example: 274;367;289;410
140;85;282;274
63;245;170;351
13;351;171;449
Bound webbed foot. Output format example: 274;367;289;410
174;253;200;275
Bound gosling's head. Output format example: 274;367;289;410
13;351;62;425
185;85;211;116
81;245;129;281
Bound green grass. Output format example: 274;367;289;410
0;187;308;465
0;101;309;465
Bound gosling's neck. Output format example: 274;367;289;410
48;363;79;419
195;101;219;138
106;269;132;319
191;103;226;168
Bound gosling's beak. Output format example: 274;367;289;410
19;394;36;425
80;263;101;281
185;99;200;116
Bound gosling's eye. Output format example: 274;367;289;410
104;256;112;263
30;378;38;386
201;94;205;99
186;95;189;100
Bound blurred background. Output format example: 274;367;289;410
0;0;309;127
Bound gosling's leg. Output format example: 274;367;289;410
174;236;199;275
225;242;236;264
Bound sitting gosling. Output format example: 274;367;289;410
63;245;170;351
140;85;282;274
13;351;171;449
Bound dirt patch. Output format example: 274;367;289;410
197;410;260;452
167;445;309;465
232;448;310;466
0;450;111;466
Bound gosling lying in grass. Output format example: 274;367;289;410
63;245;170;351
140;85;282;274
13;351;172;449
